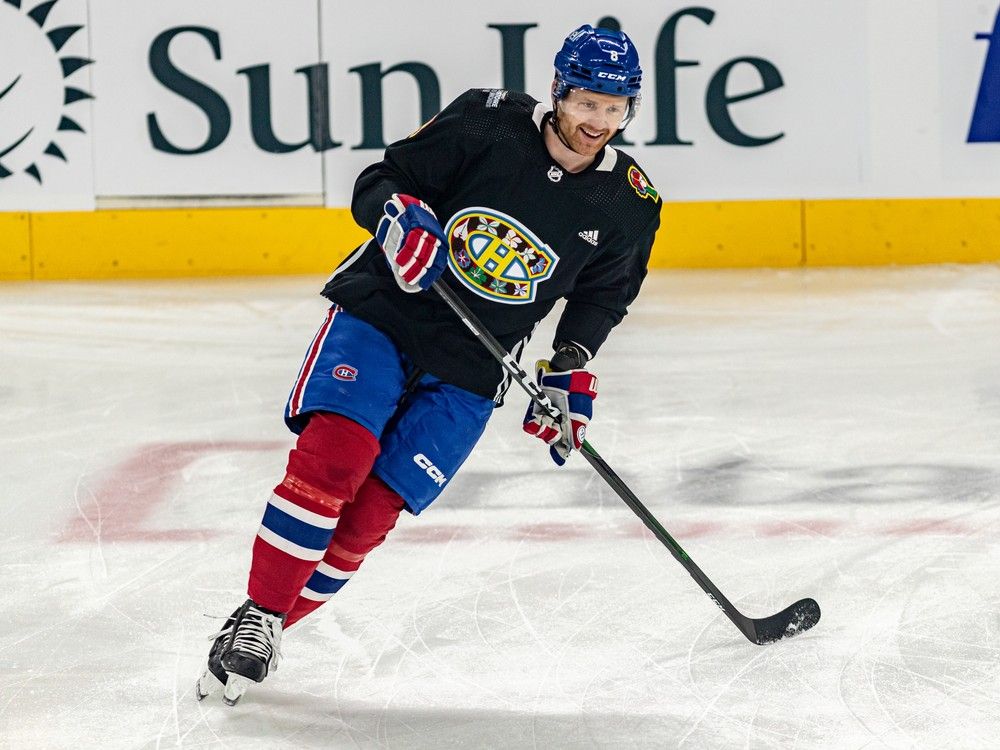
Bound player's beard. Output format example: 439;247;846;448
551;112;613;157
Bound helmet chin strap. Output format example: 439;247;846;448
549;101;581;155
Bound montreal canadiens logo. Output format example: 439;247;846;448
445;207;558;304
332;364;357;381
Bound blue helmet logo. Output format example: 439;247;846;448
553;25;642;99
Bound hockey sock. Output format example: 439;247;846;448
248;412;380;613
285;475;406;627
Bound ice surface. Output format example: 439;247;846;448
1;266;999;749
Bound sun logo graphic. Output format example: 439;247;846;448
445;207;558;305
0;0;93;185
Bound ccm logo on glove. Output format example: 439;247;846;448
375;194;449;293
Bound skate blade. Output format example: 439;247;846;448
222;674;252;706
195;669;225;701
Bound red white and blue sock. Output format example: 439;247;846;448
247;412;380;613
285;475;405;627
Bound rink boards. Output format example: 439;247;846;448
4;1;1000;279
3;197;999;280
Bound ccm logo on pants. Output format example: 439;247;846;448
413;453;447;486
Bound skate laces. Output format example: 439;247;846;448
230;606;283;669
204;613;235;642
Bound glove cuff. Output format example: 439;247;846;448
534;359;598;400
550;340;590;371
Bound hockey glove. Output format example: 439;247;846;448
522;359;598;466
375;193;449;293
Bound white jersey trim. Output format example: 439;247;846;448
596;146;618;172
532;104;548;132
326;238;373;284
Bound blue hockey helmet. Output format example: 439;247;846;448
553;25;642;98
553;25;642;128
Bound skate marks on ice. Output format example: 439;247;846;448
57;440;285;543
79;454;999;750
53;438;1000;545
835;544;1000;748
170;548;822;749
27;437;1000;749
41;438;534;546
5;267;1000;748
10;526;999;750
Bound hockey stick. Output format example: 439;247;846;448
432;279;820;645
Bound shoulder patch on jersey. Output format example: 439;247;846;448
483;89;508;108
627;165;659;201
445;207;559;305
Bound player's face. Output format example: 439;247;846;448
555;88;628;156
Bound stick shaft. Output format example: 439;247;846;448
431;280;757;641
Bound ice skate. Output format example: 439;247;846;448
217;599;285;706
194;612;236;701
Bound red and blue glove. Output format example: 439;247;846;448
522;359;598;466
374;193;449;293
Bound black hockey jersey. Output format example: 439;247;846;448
322;88;662;401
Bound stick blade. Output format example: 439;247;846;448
752;598;821;645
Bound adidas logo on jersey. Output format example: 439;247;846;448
578;230;599;246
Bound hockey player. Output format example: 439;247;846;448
197;24;662;705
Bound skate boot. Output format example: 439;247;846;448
218;599;286;706
195;611;236;701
